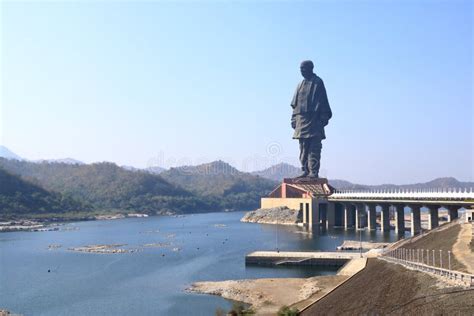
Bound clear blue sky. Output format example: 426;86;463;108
1;0;472;184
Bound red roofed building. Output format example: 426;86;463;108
261;178;335;229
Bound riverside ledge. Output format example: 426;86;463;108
245;250;361;266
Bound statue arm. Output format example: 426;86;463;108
318;80;332;126
290;82;301;109
290;84;300;128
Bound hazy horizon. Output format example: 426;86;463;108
1;1;473;184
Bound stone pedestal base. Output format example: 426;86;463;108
282;177;333;196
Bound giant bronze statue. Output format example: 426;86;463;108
291;60;332;178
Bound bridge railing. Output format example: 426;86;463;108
382;247;474;287
330;187;474;201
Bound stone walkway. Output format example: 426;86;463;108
246;250;360;260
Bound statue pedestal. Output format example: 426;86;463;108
282;177;333;197
263;178;335;231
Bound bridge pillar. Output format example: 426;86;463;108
344;204;355;229
447;206;459;222
366;204;377;230
355;204;366;230
428;206;439;230
380;204;391;232
302;202;308;225
395;205;405;235
320;203;327;230
409;205;421;236
310;198;320;233
327;202;336;229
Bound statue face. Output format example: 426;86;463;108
300;66;313;79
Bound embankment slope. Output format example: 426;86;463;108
301;259;474;315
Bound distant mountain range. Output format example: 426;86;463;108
0;145;85;165
0;145;169;175
251;162;301;181
144;166;166;174
1;145;472;220
328;178;474;190
249;162;474;189
0;145;22;160
120;165;165;174
34;158;84;165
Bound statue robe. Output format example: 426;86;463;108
291;74;332;139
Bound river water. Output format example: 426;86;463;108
0;211;401;315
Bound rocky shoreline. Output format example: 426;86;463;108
0;220;46;232
337;240;389;250
0;213;150;233
240;206;302;225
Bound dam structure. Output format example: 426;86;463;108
261;178;474;236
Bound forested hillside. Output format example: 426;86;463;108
0;159;190;208
160;160;276;210
0;158;276;218
0;168;87;219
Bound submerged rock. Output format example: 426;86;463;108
68;244;132;254
241;206;302;225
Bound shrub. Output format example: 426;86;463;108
277;305;299;316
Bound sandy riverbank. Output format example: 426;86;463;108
188;257;367;315
187;274;347;315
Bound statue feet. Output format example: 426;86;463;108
295;172;320;179
295;172;309;178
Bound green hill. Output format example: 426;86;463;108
0;168;87;219
160;160;276;210
0;158;214;215
0;158;273;218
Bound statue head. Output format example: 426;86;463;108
300;60;314;80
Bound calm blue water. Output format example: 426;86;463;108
0;211;400;315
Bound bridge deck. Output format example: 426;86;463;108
328;189;474;205
328;197;473;205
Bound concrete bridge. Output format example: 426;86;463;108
261;179;474;236
329;188;474;235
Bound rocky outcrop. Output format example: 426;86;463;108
241;206;302;225
68;244;136;254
